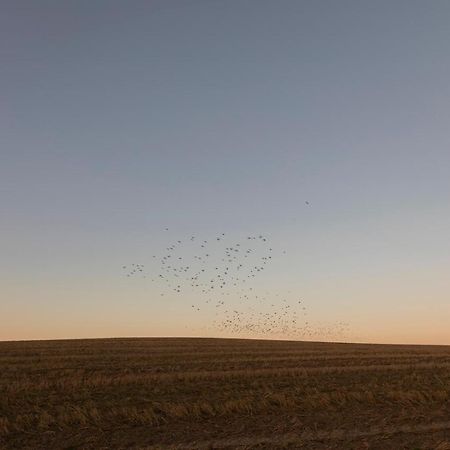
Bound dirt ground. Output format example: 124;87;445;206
1;338;449;449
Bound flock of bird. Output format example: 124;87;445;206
122;227;349;340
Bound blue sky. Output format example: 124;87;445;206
2;1;450;343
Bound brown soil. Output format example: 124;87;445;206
1;337;449;449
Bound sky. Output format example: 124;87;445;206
1;0;450;344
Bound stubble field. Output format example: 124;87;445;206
1;337;450;449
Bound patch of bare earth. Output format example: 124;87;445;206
1;338;449;449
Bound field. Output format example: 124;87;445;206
1;338;450;449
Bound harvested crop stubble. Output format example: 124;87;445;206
1;338;450;449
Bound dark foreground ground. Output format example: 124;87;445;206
1;338;450;449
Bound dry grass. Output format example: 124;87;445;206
1;338;449;449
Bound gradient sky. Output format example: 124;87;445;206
2;0;450;343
